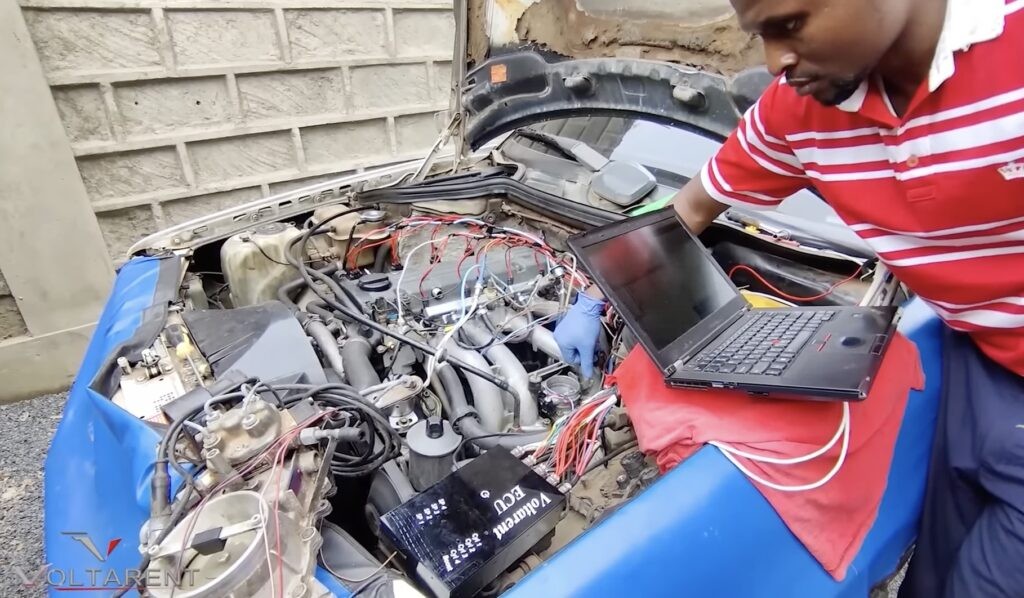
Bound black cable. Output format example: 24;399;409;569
372;242;391;273
280;383;403;477
353;172;616;229
342;221;360;264
454;316;498;351
582;440;639;475
380;349;399;381
245;237;294;266
512;128;582;162
123;413;205;597
254;381;286;408
451;433;523;466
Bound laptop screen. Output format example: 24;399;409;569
582;214;739;351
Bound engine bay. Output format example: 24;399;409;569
107;197;894;597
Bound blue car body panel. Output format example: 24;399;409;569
44;258;942;597
509;300;942;597
44;257;165;595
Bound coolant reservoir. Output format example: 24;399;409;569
221;222;302;307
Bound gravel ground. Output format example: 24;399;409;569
0;392;67;598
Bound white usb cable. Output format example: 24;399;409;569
709;401;850;492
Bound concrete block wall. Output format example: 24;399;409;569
20;0;455;262
0;270;29;342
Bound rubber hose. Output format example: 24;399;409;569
315;268;363;316
307;301;383;346
283;240;362;317
305;319;345;379
277;275;306;310
373;243;391;273
428;375;454;419
434;362;474;422
341;337;381;391
436;364;549;450
277;264;348;313
443;343;506;432
305;301;337;322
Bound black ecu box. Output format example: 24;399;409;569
380;448;565;598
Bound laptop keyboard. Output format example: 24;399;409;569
688;310;836;377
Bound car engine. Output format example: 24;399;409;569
111;201;655;597
110;194;884;597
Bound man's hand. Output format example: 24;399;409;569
553;293;606;379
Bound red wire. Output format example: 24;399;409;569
456;238;476;278
272;442;287;598
553;400;609;478
418;261;441;298
727;264;862;302
504;247;515;281
476;239;502;267
390;234;401;266
343;223;393;266
346;237;391;269
418;236;450;298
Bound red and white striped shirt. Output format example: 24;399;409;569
703;0;1024;375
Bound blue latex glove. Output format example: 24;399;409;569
554;293;606;379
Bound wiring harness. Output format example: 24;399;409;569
526;388;621;485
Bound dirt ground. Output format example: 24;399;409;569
469;0;763;76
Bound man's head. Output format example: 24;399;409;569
731;0;914;106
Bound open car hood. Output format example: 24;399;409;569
452;0;766;150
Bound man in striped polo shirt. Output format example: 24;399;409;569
686;0;1024;595
554;0;1024;594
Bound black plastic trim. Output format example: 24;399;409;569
462;53;742;150
357;171;622;229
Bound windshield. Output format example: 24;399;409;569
503;116;852;223
504;116;718;194
499;114;870;254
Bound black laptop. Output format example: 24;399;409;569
568;208;899;400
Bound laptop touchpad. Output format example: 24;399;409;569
818;333;872;354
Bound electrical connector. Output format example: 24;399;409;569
298;427;363;446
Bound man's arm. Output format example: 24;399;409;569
559;77;805;374
672;176;730;236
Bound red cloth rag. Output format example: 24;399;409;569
611;333;924;581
